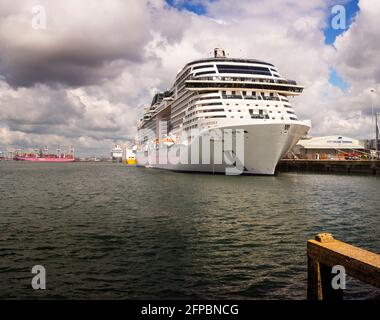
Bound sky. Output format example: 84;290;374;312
0;0;379;156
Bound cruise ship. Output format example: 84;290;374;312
136;48;311;175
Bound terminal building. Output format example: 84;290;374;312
289;136;366;160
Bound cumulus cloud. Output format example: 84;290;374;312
0;0;161;87
334;0;380;84
0;0;189;154
321;0;380;136
0;0;379;155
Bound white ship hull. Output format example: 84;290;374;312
137;120;310;175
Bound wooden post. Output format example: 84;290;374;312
319;262;344;300
307;233;380;300
307;233;342;300
307;255;322;300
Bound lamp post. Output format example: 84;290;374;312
369;88;377;157
376;111;379;156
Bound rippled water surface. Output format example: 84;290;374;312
0;162;379;299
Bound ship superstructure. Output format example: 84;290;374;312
136;48;311;175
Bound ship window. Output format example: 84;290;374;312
199;96;220;100
194;70;216;76
193;64;214;70
202;108;225;113
204;115;226;119
200;102;223;106
217;64;272;76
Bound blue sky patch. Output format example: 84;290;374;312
165;0;208;15
329;68;349;90
324;0;360;45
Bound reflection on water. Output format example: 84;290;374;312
0;162;379;299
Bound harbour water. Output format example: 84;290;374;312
0;162;379;299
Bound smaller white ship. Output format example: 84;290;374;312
111;144;123;162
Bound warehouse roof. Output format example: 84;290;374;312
297;136;364;149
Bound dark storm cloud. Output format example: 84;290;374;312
1;51;130;88
0;0;153;88
0;85;84;125
0;0;183;154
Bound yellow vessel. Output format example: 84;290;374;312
124;145;137;165
123;158;137;165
